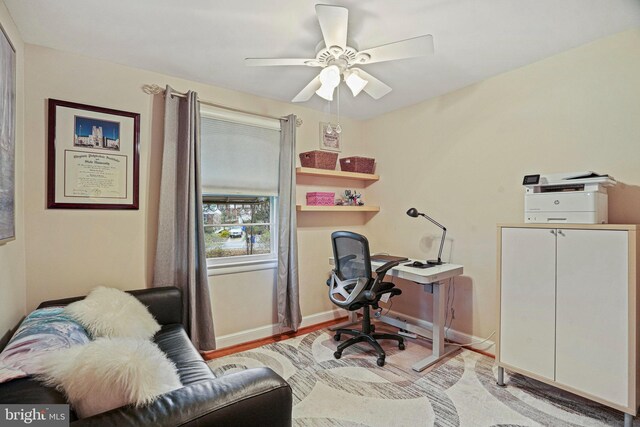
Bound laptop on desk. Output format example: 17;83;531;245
370;254;409;263
371;254;439;268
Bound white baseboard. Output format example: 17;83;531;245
215;309;347;349
385;309;495;354
215;308;495;356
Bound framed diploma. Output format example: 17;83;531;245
47;99;140;209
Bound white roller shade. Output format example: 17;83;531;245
200;113;280;196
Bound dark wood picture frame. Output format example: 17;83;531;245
0;22;16;244
47;99;140;209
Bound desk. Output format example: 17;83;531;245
329;258;464;372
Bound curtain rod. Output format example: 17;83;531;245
142;84;302;127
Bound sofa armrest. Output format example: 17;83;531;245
71;367;292;427
127;287;182;326
37;286;183;327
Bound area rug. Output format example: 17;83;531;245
207;329;632;426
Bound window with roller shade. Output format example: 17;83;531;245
200;107;280;264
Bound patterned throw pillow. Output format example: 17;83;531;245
0;307;90;383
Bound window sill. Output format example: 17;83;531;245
207;257;277;276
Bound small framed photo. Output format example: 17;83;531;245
319;122;341;152
47;99;140;209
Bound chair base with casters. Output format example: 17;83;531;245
333;303;405;367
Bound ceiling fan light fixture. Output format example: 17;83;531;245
315;83;335;101
315;65;341;100
344;69;368;96
247;5;436;105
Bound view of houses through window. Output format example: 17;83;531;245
203;197;274;259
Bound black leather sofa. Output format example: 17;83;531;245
0;287;293;426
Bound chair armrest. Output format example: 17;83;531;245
337;254;357;265
71;367;292;427
371;260;400;293
374;260;400;275
37;287;183;327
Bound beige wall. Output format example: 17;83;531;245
22;44;367;339
363;29;640;348
0;1;26;343
19;25;640;350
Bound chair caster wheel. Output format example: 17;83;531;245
333;334;341;341
334;351;342;359
399;343;405;350
376;357;385;367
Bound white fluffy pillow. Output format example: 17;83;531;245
65;287;161;339
37;338;182;418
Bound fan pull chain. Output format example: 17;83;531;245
335;85;342;134
326;97;333;134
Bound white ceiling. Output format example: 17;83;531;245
5;0;640;120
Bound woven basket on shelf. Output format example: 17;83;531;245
339;156;375;174
299;150;338;170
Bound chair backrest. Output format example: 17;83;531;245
331;231;372;281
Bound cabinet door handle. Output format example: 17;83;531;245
550;230;556;235
558;230;565;236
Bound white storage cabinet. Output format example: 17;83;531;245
497;224;639;426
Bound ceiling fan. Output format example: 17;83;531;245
245;4;434;103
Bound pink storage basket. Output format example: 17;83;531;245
306;192;335;206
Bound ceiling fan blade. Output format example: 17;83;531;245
245;58;319;67
352;68;392;99
357;35;434;64
292;75;322;102
315;4;348;51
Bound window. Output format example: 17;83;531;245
200;106;280;268
203;196;276;259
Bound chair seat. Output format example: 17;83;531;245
345;282;401;311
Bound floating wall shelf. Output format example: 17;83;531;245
296;205;380;212
296;167;379;182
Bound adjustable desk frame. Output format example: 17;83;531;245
329;259;464;372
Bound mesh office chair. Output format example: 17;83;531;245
328;231;405;366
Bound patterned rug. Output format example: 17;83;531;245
207;329;633;426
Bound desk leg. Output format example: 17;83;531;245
329;311;359;331
411;282;459;372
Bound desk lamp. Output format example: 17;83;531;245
406;207;447;265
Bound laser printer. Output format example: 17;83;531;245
523;172;616;224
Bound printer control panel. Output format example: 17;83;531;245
522;174;540;185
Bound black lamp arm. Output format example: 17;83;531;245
418;213;447;265
436;227;447;264
418;212;445;230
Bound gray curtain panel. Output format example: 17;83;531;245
153;85;216;351
277;114;302;331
